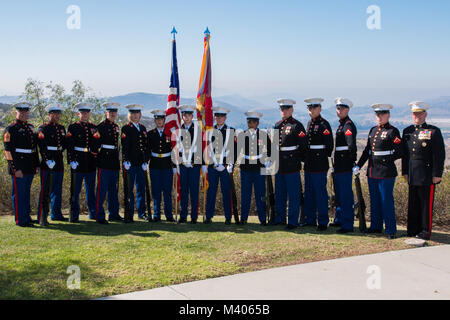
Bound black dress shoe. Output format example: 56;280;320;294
177;218;187;224
204;218;212;224
336;228;353;234
317;225;327;231
97;220;109;225
30;219;39;224
190;219;197;224
109;216;124;222
286;224;297;230
260;222;267;226
152;217;161;222
329;222;341;227
386;234;396;240
70;219;79;223
416;231;430;240
52;217;68;222
300;222;316;227
166;217;176;222
366;229;383;234
240;220;247;225
225;219;231;225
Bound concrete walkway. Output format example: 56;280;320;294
104;245;450;300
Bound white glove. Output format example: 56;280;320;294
227;164;234;173
123;161;131;170
215;164;225;172
46;160;56;169
352;166;360;175
331;167;335;173
173;167;179;174
141;163;148;171
201;165;208;175
264;160;272;168
185;162;193;168
70;161;79;170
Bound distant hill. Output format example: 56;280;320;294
0;93;448;131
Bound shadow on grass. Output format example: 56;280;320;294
0;261;109;300
41;216;450;244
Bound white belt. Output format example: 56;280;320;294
47;146;60;151
280;146;298;151
152;152;171;158
101;144;116;150
74;147;90;152
335;146;349;151
309;145;325;150
373;150;394;156
244;154;262;160
15;148;32;154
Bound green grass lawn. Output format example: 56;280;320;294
0;214;448;300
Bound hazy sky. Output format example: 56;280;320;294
1;0;449;106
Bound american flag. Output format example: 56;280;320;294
164;27;181;201
164;27;181;145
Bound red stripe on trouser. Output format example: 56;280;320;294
428;184;435;239
13;176;19;224
37;170;46;221
96;169;102;220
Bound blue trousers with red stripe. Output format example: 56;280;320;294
275;172;301;226
11;174;34;226
72;171;97;220
95;168;120;221
304;172;329;227
36;170;65;221
180;165;200;221
335;172;355;231
241;170;266;223
150;168;173;219
127;165;147;219
205;166;232;220
368;177;397;235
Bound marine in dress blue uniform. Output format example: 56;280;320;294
94;102;122;224
66;103;101;222
302;98;334;231
402;101;446;240
331;98;357;233
148;109;176;222
204;106;237;224
36;103;67;223
121;104;149;221
238;111;271;225
272;99;307;229
354;104;403;239
3;102;39;227
177;105;202;224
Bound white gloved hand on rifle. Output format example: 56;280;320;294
141;163;148;171
70;161;79;170
46;160;56;169
201;165;208;175
215;164;225;172
173;167;179;175
352;166;360;175
123;161;131;171
226;164;233;174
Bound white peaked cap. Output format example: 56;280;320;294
46;103;63;112
212;106;230;114
245;111;263;119
334;97;353;108
277;98;296;106
304;98;324;105
371;103;393;112
75;102;93;111
408;101;430;112
125;104;143;112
